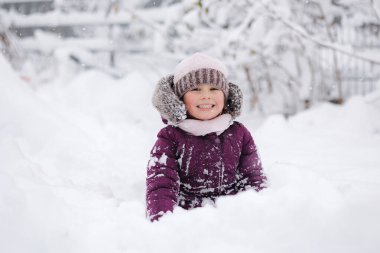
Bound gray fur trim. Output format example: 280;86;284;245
152;75;187;124
152;75;243;124
224;82;243;119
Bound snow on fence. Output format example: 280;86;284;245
311;23;380;102
317;47;379;101
0;0;54;15
0;9;154;74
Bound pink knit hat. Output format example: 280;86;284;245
173;53;229;98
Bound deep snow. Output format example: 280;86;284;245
1;54;380;253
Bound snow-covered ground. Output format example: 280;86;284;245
1;54;380;253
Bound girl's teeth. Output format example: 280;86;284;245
198;105;213;109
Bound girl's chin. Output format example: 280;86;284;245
189;112;220;120
187;107;223;120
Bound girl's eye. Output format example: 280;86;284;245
211;87;220;91
191;88;201;91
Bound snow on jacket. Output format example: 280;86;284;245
146;121;266;221
146;74;266;221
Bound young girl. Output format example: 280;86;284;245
146;53;267;222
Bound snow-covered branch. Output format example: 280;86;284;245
370;0;380;21
259;0;380;65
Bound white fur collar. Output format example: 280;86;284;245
176;114;232;136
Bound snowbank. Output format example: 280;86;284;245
1;54;380;253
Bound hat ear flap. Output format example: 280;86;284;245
152;74;187;124
225;82;243;119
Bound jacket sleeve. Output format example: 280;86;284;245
146;127;180;222
236;124;267;192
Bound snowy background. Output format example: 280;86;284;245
1;0;380;252
2;52;380;253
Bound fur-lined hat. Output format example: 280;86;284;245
152;54;243;124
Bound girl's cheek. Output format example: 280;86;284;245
183;101;193;109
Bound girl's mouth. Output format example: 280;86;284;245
197;104;214;109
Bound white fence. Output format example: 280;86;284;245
311;24;380;102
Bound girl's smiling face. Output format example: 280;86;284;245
183;84;225;120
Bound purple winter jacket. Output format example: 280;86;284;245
146;121;266;221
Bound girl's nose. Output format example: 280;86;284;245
200;89;211;99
